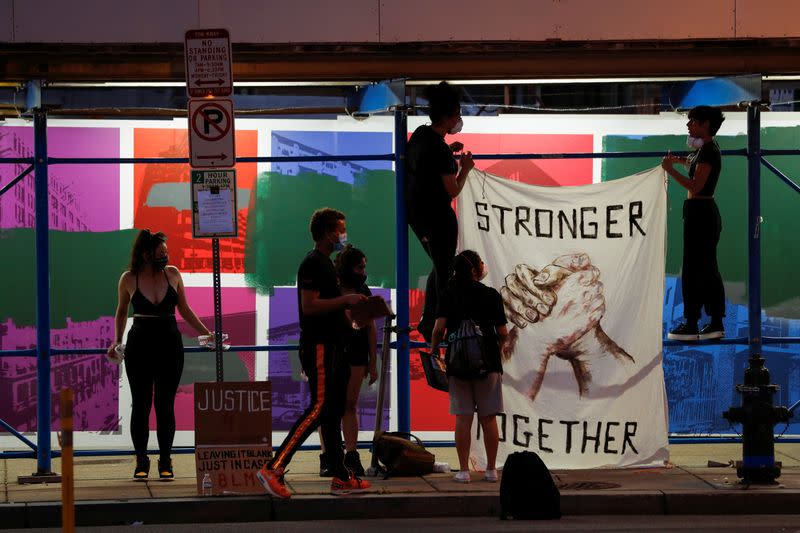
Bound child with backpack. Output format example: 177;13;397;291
430;250;509;483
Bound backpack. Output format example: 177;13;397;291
499;451;561;520
445;318;489;379
374;431;435;477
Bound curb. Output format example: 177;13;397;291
3;490;800;528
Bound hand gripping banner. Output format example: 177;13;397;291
458;167;669;469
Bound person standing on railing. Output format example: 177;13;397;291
406;81;475;343
107;229;211;481
257;208;372;499
662;105;727;341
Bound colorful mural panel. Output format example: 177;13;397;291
133;128;258;273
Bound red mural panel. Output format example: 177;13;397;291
451;133;593;186
133;128;258;273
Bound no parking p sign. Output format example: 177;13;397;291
188;98;236;168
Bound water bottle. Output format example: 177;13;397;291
201;472;213;496
107;344;125;365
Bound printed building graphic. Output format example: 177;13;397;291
0;317;119;432
0;129;90;231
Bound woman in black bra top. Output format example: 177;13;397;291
107;229;211;480
661;105;727;342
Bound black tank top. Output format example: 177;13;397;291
131;271;178;316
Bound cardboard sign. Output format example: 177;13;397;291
194;381;272;495
195;445;271;495
194;381;271;446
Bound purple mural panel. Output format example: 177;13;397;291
268;286;392;432
0;317;120;432
0;126;120;231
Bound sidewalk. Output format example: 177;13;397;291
2;443;800;528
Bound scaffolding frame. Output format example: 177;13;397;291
0;104;799;476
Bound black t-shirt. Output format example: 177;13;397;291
688;141;721;197
405;125;458;233
297;249;348;344
436;280;508;374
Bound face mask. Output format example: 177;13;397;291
449;118;463;135
343;272;367;288
334;232;348;252
153;255;168;271
686;136;705;149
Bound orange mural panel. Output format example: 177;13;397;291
133;128;258;273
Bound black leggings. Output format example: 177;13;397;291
682;199;726;321
411;210;458;332
124;317;184;462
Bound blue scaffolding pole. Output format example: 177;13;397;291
394;107;411;434
33;108;55;476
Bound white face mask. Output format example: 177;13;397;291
334;232;348;252
449;118;463;135
687;136;705;149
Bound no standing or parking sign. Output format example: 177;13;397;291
184;29;232;98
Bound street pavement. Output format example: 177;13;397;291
1;443;800;528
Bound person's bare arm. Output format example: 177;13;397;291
108;272;131;356
441;152;475;198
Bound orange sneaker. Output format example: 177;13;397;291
257;466;291;499
330;473;372;495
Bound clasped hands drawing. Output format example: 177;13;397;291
500;253;634;401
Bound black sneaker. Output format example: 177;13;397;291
698;322;725;340
667;322;699;341
344;450;365;477
319;453;333;477
133;456;150;481
158;458;174;481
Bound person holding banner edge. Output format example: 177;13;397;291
661;106;727;341
431;250;509;483
406;81;475;343
108;229;212;481
257;208;372;499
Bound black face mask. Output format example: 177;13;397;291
342;271;367;288
153;255;168;271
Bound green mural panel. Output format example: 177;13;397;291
0;228;138;328
244;171;430;294
602;127;800;314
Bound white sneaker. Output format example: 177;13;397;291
484;469;498;482
453;470;471;483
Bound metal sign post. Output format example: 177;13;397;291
190;169;238;382
185;28;236;383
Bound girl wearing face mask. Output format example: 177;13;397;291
406;81;475;344
108;229;211;481
431;250;509;484
661;106;727;341
328;244;378;476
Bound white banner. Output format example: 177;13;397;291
458;167;669;469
